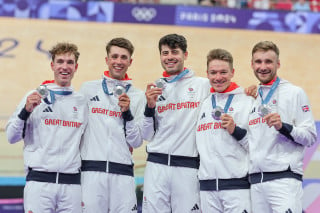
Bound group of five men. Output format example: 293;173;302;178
6;34;317;213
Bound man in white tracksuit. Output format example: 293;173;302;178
142;34;210;213
80;38;145;213
6;43;88;213
196;49;253;212
248;41;317;212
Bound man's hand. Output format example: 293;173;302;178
145;83;162;108
25;91;42;112
118;93;130;112
245;85;258;98
264;113;282;130
221;114;236;134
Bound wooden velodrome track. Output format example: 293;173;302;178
0;17;320;177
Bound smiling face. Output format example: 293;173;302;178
106;46;132;80
207;59;234;92
51;52;78;87
206;48;234;92
251;50;280;84
160;45;188;75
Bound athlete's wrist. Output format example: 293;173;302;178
144;104;155;117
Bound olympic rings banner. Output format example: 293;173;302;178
0;0;320;34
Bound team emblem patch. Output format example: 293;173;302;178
187;87;196;99
302;105;310;112
73;106;79;119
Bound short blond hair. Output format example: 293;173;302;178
49;42;80;63
207;48;233;69
252;41;279;58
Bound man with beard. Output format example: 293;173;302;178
141;33;210;212
248;41;317;212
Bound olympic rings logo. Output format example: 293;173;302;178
131;7;157;22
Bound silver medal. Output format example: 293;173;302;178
36;85;49;98
113;85;126;97
258;104;271;117
212;106;224;120
155;79;166;89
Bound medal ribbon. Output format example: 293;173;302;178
44;90;72;105
258;77;280;105
165;69;189;83
211;94;234;113
102;78;131;95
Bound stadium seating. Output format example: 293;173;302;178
310;0;320;11
273;0;293;10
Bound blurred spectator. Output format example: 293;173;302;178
199;0;234;7
160;0;198;5
292;0;311;11
227;0;249;8
103;0;160;3
310;0;320;11
119;0;160;3
199;0;216;6
273;0;293;10
141;0;160;2
250;0;271;9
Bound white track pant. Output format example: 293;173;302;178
200;189;251;213
81;171;137;213
142;162;201;213
24;181;81;213
251;178;303;213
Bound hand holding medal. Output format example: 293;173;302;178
211;94;234;121
263;113;282;130
211;106;224;120
102;79;131;98
117;92;130;112
113;85;126;97
25;85;46;112
258;104;272;117
155;78;166;89
146;83;162;108
258;77;280;117
36;85;49;99
221;114;236;134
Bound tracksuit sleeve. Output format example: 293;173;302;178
141;104;156;141
231;95;253;151
231;126;249;151
6;96;29;144
124;94;146;148
286;89;317;147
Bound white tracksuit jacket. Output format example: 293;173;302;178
79;74;145;164
6;83;88;173
196;85;254;180
248;78;317;175
142;69;210;157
